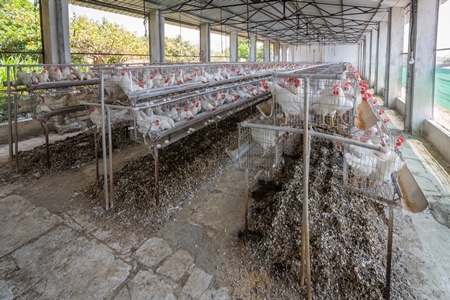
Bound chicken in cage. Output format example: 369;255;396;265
13;65;100;86
265;63;377;131
104;75;268;145
96;62;319;103
237;115;287;175
335;124;406;199
264;79;305;127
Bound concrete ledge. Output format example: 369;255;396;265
425;119;450;164
0;119;43;145
395;97;406;116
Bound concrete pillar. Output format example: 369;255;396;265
263;40;270;62
291;45;296;62
273;42;280;62
376;21;388;96
369;29;378;87
287;45;292;62
281;43;288;62
200;23;210;63
230;32;238;62
40;0;71;64
358;42;363;73
364;36;370;80
386;7;405;108
249;34;257;62
149;10;165;63
406;0;439;133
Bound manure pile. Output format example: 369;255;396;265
246;136;415;299
16;125;135;175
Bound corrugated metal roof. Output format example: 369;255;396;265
71;0;411;44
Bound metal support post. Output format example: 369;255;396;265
244;169;249;238
100;71;109;210
14;94;19;171
301;77;312;300
384;203;394;299
7;66;13;172
153;142;160;207
107;107;114;208
43;121;51;169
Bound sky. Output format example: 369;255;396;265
68;3;449;53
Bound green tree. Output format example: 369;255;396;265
0;0;42;53
256;44;264;62
0;3;200;65
238;39;249;60
224;39;249;61
70;15;149;64
165;35;200;63
224;39;265;61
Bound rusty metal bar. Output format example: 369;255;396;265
303;77;312;300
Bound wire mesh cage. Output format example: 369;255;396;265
265;63;365;130
337;131;405;201
235;62;405;201
92;62;319;104
124;77;271;144
237;114;288;177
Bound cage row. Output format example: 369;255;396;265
260;74;381;131
3;62;316;88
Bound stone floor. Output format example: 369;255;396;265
0;180;234;300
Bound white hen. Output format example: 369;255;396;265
266;82;303;125
250;119;284;156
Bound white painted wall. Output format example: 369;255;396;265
292;44;323;62
323;44;359;67
292;43;359;66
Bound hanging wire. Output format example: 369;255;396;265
246;0;251;61
220;8;223;53
143;0;147;37
178;12;182;56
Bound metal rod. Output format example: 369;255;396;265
26;78;99;90
300;221;306;285
133;76;270;105
107;107;114;208
345;187;398;207
95;131;99;181
80;101;140;110
13;94;19;171
303;77;312;300
343;143;348;185
240;122;389;153
384;204;394;300
7;66;13;172
100;70;109;210
44;122;51;169
154;142;160;207
244;169;249;237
